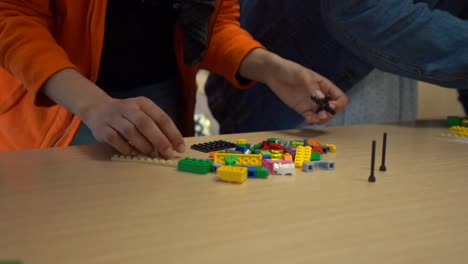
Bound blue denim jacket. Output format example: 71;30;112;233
322;0;468;88
206;0;468;133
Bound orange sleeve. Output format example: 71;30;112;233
201;0;265;89
0;0;77;104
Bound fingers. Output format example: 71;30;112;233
96;126;136;155
297;93;330;124
303;110;332;125
315;75;349;112
114;98;182;158
303;111;320;124
303;71;348;124
137;97;186;153
110;117;153;155
90;97;185;158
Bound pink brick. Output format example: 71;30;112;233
262;159;294;172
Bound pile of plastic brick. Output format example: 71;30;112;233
181;138;336;184
445;116;468;137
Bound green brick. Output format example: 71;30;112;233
447;116;462;127
275;139;289;146
311;152;322;161
249;143;262;153
289;140;304;147
267;138;278;142
0;261;22;264
252;143;262;149
178;158;213;174
256;167;269;179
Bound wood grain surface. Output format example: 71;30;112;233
1;123;467;264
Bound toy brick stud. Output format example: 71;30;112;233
111;154;179;167
368;140;376;183
379;132;387;172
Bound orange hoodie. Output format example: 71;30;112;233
0;0;263;150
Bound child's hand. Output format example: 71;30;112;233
81;96;185;158
42;68;185;157
265;60;348;124
239;48;348;124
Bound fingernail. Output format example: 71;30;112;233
177;143;186;153
163;147;174;158
311;117;320;123
319;111;328;120
313;89;325;98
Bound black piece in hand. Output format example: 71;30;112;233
310;95;336;115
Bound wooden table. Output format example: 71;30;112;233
1;123;467;263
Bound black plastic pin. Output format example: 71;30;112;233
379;132;387;172
368;140;376;183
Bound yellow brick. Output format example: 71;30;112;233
217;166;247;183
270;153;283;160
325;144;337;153
236;139;247;145
294;146;312;168
270;150;283;154
214;153;262;166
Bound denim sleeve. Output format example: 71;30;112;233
321;0;468;90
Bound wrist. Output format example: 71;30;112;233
42;68;113;120
75;91;113;123
238;48;283;85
